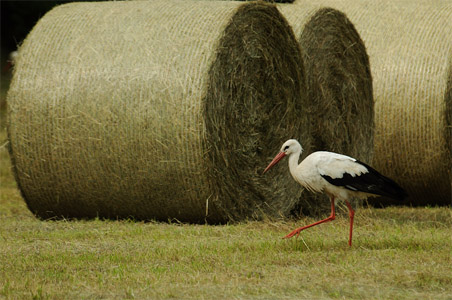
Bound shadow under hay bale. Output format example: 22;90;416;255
7;0;312;222
279;5;374;216
296;0;452;206
446;64;452;202
235;0;295;3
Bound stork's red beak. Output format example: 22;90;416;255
263;152;286;174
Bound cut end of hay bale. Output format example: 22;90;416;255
284;6;374;216
300;7;373;160
204;2;312;222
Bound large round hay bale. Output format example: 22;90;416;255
290;0;452;205
278;5;374;214
7;0;312;222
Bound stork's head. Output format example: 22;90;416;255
279;139;303;155
263;139;302;174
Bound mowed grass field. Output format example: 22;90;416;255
0;96;451;298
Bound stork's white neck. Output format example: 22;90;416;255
288;150;301;179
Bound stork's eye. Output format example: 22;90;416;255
284;145;289;151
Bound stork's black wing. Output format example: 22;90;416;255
321;160;408;200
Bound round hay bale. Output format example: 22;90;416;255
293;0;452;206
7;0;312;222
279;5;374;215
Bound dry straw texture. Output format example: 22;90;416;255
7;0;312;222
289;0;451;205
279;5;374;214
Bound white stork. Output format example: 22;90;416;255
264;139;407;246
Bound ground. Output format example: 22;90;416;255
0;75;451;299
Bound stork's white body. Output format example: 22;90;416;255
289;151;372;202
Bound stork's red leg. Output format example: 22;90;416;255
345;200;355;247
284;197;336;239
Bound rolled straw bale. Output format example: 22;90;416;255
7;0;312;222
278;5;374;214
298;8;373;160
289;0;452;205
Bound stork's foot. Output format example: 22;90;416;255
283;227;304;239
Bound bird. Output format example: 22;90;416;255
263;139;407;246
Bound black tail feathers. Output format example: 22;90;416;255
321;160;408;200
356;161;408;200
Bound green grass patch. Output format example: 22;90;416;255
0;207;451;299
1;109;451;299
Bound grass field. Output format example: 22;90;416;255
0;99;451;299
